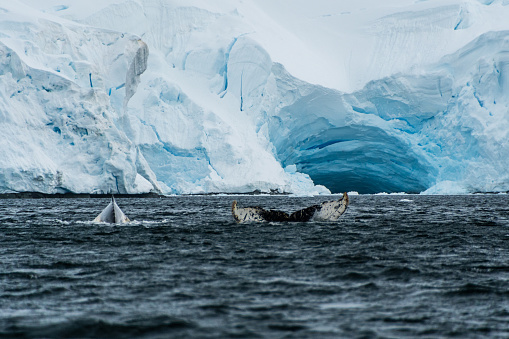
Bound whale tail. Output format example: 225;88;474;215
232;192;349;223
93;196;130;223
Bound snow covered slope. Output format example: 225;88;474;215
2;0;509;194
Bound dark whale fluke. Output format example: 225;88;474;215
93;196;130;223
232;192;349;223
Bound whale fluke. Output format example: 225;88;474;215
93;196;130;223
232;192;349;223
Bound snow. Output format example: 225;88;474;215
2;0;509;195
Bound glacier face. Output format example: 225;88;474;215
0;0;330;195
264;29;509;194
0;2;155;194
2;0;509;194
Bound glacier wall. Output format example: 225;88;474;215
2;0;509;194
265;66;439;194
0;1;330;195
262;29;509;194
0;2;156;194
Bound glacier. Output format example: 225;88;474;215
1;0;509;195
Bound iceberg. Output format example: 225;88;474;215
1;0;509;195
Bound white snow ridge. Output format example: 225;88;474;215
2;0;509;195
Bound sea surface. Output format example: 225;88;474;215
1;194;509;338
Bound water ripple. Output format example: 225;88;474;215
1;195;509;337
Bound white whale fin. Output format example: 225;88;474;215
93;196;130;223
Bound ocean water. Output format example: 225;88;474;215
1;194;509;338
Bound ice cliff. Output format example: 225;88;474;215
1;0;509;194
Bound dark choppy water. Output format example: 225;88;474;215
1;195;509;338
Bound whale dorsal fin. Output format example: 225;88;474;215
93;195;129;223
